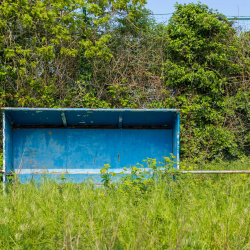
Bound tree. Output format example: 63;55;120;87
0;1;249;163
0;0;146;108
163;3;250;162
73;8;169;109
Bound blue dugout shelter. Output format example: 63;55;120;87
2;108;180;184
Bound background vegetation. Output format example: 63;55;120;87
0;2;250;248
0;1;249;163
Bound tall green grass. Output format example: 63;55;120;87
0;159;250;249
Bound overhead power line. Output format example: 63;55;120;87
227;17;250;20
151;14;250;20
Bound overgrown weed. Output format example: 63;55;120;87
0;159;250;249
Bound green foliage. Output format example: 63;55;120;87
77;3;250;162
0;0;146;108
162;3;250;162
100;163;117;187
1;159;250;248
0;1;249;162
100;155;178;193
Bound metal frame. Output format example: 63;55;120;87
2;108;181;111
2;108;181;185
180;170;250;174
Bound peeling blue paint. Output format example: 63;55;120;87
3;111;13;188
172;113;180;169
61;112;67;127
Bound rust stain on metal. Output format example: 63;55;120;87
118;154;120;161
13;125;65;129
49;131;52;135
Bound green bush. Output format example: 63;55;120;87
162;3;250;162
0;2;249;161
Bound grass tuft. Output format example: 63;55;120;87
0;159;250;249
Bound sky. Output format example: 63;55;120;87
145;0;250;30
145;0;250;17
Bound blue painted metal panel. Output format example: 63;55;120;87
122;111;175;127
177;113;180;165
13;129;67;170
3;108;179;112
66;129;172;169
172;113;180;168
4;108;180;127
3;111;13;180
7;110;62;126
2;108;180;184
65;110;119;126
13;128;172;180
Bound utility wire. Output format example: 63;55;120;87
151;13;250;20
